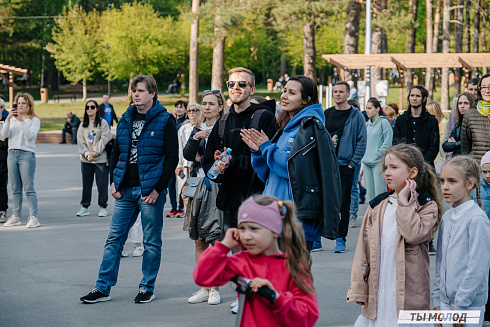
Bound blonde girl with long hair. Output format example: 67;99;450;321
1;92;41;228
194;195;319;327
348;144;442;327
433;156;489;327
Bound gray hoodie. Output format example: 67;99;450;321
432;200;490;309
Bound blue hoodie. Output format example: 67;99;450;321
481;176;490;219
251;103;325;201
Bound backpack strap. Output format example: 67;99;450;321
218;113;230;148
250;109;266;131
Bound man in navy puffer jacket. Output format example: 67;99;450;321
80;75;178;304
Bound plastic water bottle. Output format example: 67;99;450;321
207;148;232;180
332;134;339;149
286;133;296;153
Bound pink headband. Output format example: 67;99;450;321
237;197;285;235
481;151;490;168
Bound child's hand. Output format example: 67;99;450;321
249;278;280;302
221;228;241;250
433;307;442;327
398;179;417;205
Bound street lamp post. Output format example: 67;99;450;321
365;0;372;101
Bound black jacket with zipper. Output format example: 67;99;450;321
279;116;341;239
393;107;440;166
202;102;278;210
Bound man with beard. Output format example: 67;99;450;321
202;67;278;235
393;85;440;167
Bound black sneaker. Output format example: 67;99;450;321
80;289;111;303
428;241;436;256
134;290;155;303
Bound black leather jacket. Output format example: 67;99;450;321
277;116;341;239
442;121;462;156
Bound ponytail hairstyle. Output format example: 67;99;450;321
382;144;443;235
441;155;482;208
367;97;385;116
252;195;314;294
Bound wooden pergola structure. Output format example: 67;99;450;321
0;64;28;108
322;53;490;109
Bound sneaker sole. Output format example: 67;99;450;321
208;300;220;305
135;294;155;303
310;248;323;252
188;298;209;304
4;222;21;227
83;296;111;303
26;224;40;228
98;213;108;217
334;249;346;253
77;213;90;217
349;224;359;228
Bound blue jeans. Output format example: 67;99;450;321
95;186;166;294
7;149;38;218
349;164;360;217
167;173;183;211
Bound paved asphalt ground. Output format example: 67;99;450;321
0;144;439;327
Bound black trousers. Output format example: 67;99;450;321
0;157;7;211
80;162;109;208
485;272;490;321
337;165;356;241
220;208;238;238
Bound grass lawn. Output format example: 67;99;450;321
32;85;455;132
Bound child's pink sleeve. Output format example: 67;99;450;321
193;241;239;287
270;282;319;327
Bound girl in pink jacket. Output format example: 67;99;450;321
193;195;319;327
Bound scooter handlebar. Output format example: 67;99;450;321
231;275;276;303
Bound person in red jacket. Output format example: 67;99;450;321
193;195;319;327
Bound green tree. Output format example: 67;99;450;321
46;5;102;100
100;2;185;83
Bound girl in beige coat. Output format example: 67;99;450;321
347;144;442;326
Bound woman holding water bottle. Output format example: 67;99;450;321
76;100;112;217
242;75;341;252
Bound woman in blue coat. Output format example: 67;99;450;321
241;75;341;252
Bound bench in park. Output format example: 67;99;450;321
53;94;77;102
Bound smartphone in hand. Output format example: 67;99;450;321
178;170;185;179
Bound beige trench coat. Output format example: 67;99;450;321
346;191;438;319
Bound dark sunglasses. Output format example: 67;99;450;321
203;89;221;95
188;109;200;113
203;89;223;105
226;81;252;89
86;105;97;110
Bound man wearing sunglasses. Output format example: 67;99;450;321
80;75;178;304
202;67;278;236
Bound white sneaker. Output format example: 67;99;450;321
98;208;108;217
133;244;144;257
4;216;21;227
231;298;239;308
76;207;90;216
208;289;221;305
231;302;239;314
188;288;209;303
0;211;6;223
121;250;129;257
26;216;40;228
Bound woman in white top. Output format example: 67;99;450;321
76;100;112;217
1;93;41;228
